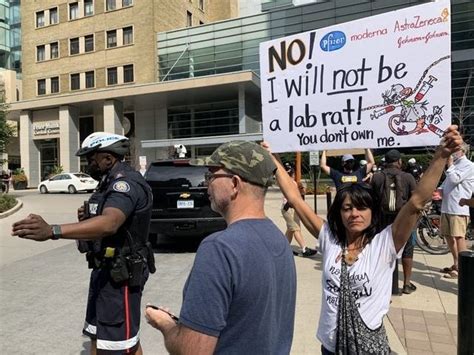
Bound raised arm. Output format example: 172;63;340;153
261;143;325;237
392;125;463;252
364;149;375;174
320;150;331;175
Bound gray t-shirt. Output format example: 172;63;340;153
180;218;297;354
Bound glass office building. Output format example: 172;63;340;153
0;0;21;76
157;0;473;142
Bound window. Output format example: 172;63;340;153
123;64;134;83
70;38;79;55
187;11;192;27
199;0;204;10
36;11;45;27
106;0;116;11
107;67;118;85
51;77;59;93
123;26;133;45
85;71;95;88
123;0;133;6
37;79;46;95
50;8;58;24
69;2;79;20
36;45;45;61
71;73;80;90
107;30;117;48
50;42;59;59
84;0;94;16
85;35;94;52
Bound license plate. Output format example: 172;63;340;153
177;200;194;209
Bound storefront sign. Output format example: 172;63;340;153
33;121;60;137
259;0;451;152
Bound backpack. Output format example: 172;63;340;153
381;172;404;213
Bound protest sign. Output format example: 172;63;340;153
260;0;451;153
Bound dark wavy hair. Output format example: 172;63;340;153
327;183;382;246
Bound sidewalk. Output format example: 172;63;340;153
387;251;459;355
1;188;464;354
265;187;461;355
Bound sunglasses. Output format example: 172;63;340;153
204;172;235;184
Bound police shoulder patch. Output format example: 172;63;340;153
113;181;130;193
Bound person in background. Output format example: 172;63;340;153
145;141;296;355
0;169;10;193
360;160;374;183
438;143;474;279
281;166;317;257
371;149;418;295
321;149;375;189
263;125;462;354
406;157;424;182
459;197;474;207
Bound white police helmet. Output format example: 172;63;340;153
359;159;367;166
408;158;416;165
76;132;129;157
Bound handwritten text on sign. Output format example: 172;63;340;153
259;0;451;153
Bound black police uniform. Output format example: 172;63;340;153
80;161;154;354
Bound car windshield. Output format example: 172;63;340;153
74;173;91;178
147;165;207;187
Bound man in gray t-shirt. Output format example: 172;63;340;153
145;141;297;354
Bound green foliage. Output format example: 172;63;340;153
12;168;27;183
50;165;64;176
0;92;13;154
0;194;17;213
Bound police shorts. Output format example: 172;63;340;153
281;208;301;232
440;213;469;238
83;266;149;354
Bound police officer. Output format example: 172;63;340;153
11;132;154;355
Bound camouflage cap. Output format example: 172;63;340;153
190;140;276;187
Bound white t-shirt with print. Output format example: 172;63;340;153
316;223;401;352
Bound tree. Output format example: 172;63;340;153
0;92;13;157
454;70;472;145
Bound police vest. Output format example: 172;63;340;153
80;162;153;258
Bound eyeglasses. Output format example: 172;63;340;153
204;172;235;183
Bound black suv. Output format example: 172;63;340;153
144;160;227;245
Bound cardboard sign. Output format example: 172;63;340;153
260;0;451;153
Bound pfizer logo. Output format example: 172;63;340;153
320;31;346;52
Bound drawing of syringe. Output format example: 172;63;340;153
415;75;437;103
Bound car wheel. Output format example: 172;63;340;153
68;185;77;194
39;185;48;194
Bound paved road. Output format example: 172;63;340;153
0;188;325;354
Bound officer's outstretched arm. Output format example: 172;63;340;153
12;207;126;242
61;207;126;240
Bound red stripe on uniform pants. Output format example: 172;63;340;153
124;285;131;354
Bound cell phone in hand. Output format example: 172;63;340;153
146;304;179;322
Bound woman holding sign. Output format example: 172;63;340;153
262;125;462;354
